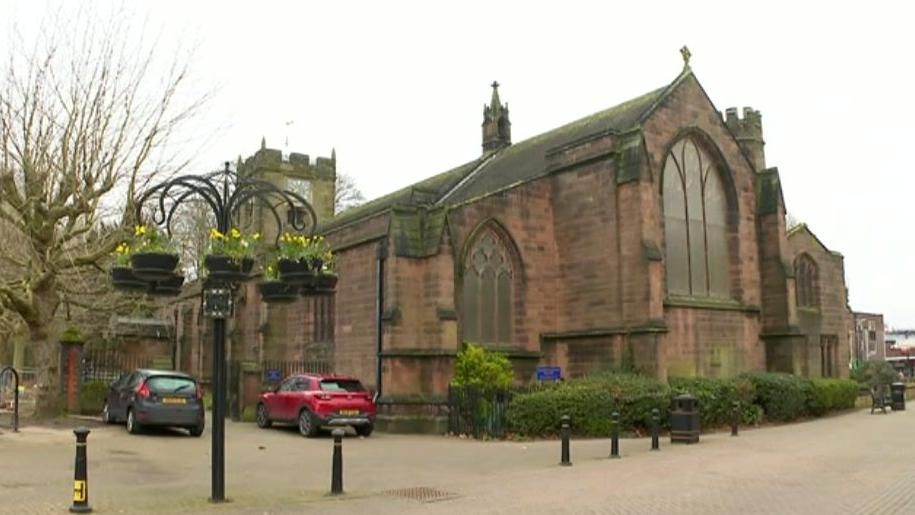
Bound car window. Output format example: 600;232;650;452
126;372;142;388
278;378;297;392
294;379;310;391
112;373;130;388
319;380;365;392
147;376;196;394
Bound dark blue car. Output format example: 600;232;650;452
102;369;205;437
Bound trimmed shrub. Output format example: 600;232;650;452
452;343;513;390
807;378;859;415
741;372;812;421
505;373;670;437
668;376;762;428
852;359;898;388
78;381;109;415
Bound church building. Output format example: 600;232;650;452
174;51;854;423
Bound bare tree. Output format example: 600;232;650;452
0;7;208;414
335;171;366;214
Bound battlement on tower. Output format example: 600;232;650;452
721;107;766;171
723;106;763;142
241;143;336;180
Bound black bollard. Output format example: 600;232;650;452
610;411;620;459
560;415;571;466
651;408;660;451
70;427;92;513
330;428;344;495
731;400;739;437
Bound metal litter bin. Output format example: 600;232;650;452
891;382;906;411
670;394;700;444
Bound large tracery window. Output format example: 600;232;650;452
462;227;514;344
796;254;819;308
663;137;729;298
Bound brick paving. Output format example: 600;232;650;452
1;408;913;514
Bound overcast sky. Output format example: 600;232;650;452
3;1;912;327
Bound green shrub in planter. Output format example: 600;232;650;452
807;378;859;415
241;406;256;423
79;380;109;415
668;376;762;428
505;373;670;437
741;372;812;421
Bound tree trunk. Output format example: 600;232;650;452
12;335;26;370
29;322;63;418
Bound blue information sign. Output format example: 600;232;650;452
536;366;562;381
265;368;283;382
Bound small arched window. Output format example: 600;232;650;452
461;226;514;344
662;137;729;297
796;254;819;308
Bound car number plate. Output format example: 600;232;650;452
339;409;359;416
161;397;187;404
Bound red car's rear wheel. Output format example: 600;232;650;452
298;409;319;437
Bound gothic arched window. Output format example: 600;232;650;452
461;227;514;344
662;137;729;298
796;254;819;308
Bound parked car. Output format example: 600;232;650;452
102;369;205;437
256;373;376;437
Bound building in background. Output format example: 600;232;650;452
854;312;886;364
885;328;915;378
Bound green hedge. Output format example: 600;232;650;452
669;376;763;428
505;371;861;438
506;373;670;437
741;372;812;421
807;378;859;416
79;381;109;415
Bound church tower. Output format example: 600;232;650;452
236;139;336;241
482;81;511;154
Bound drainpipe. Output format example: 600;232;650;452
375;241;386;399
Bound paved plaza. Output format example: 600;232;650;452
1;407;914;514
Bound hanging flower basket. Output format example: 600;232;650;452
315;272;337;293
277;259;314;285
258;281;299;304
311;273;338;295
204;255;255;282
131;252;180;281
148;274;186;297
111;267;148;292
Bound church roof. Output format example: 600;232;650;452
441;86;667;205
322;75;677;232
787;223;844;258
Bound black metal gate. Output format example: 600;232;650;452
0;367;20;432
447;386;512;439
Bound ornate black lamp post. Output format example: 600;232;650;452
110;162;329;502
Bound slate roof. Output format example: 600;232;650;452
787;223;844;258
441;86;667;205
322;75;677;233
321;159;481;231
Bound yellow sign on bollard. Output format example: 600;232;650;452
73;480;86;502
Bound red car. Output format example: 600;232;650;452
256;373;377;437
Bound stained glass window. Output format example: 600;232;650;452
662;138;730;298
462;228;514;344
796;254;819;307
